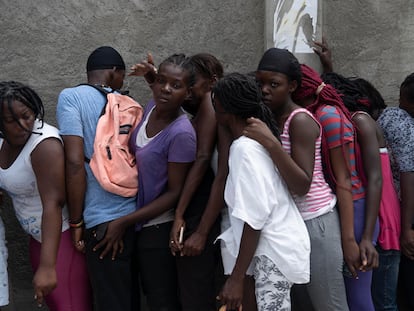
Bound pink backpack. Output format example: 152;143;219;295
85;85;143;197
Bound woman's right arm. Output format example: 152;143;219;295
31;137;66;306
329;145;361;277
61;135;87;252
244;113;318;196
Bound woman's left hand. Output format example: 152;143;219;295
33;265;57;307
218;275;244;311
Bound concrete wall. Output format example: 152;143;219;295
0;1;264;310
0;0;265;124
322;0;414;105
264;0;414;106
0;0;413;310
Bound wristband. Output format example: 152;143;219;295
69;219;84;228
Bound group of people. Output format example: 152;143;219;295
0;39;412;311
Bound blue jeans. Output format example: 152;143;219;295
371;246;400;311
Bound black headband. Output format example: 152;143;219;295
257;48;294;76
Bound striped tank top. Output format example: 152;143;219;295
281;108;336;220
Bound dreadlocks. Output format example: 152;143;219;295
0;81;44;137
322;72;386;118
322;72;371;113
292;64;355;188
212;73;280;139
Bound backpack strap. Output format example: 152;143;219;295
77;83;113;115
77;84;114;164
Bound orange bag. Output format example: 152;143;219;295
86;85;143;197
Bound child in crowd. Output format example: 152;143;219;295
169;53;224;311
213;73;310;311
292;65;379;311
323;72;400;311
97;54;197;311
244;47;348;311
0;81;92;311
131;52;225;310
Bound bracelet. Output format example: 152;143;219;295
69;217;83;224
69;219;84;228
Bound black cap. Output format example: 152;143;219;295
86;46;126;72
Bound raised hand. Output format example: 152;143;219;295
129;52;157;85
313;36;333;73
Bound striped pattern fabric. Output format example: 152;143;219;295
316;105;365;200
280;108;336;220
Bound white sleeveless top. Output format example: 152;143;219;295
0;120;69;242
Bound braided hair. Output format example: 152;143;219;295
351;78;386;114
292;64;354;188
0;81;44;138
159;54;196;87
322;72;386;117
190;53;223;79
212;73;280;139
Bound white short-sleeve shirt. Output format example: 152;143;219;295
217;136;310;284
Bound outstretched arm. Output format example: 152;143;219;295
31;137;65;306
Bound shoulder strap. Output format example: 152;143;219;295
77;84;113;164
351;110;370;119
283;108;319;134
76;83;112;95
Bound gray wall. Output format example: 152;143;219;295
0;0;413;310
0;0;265;124
322;0;414;105
0;1;264;310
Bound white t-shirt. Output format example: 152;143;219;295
0;120;69;242
217;136;310;284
